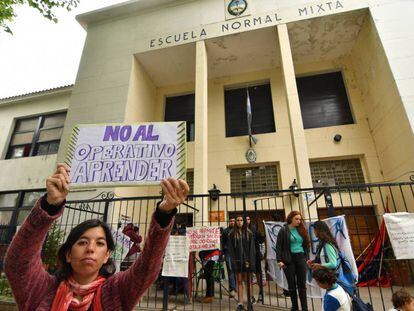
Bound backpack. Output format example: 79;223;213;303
315;241;358;295
337;281;374;311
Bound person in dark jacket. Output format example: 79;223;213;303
228;215;256;311
276;211;310;311
246;216;265;303
222;218;236;296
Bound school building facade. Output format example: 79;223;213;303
0;0;413;230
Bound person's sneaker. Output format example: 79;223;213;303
229;290;237;298
250;296;257;305
257;294;264;303
236;303;244;311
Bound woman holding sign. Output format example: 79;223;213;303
4;163;189;311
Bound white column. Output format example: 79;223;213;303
194;40;209;224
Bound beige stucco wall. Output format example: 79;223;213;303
351;14;414;184
0;91;70;191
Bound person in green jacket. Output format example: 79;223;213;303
307;221;339;271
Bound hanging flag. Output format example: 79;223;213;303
246;89;257;146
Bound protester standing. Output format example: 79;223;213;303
228;216;256;311
276;211;310;311
222;218;237;297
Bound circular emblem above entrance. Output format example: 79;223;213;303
245;148;257;163
227;0;248;17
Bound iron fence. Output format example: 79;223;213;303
0;181;413;311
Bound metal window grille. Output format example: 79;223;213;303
186;170;194;197
230;164;279;195
310;158;365;186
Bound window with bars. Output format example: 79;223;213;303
6;112;67;159
224;83;276;137
230;165;279;195
310;159;365;187
165;94;195;142
186;170;194;199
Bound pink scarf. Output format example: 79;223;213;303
51;276;106;311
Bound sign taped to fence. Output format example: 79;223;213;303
186;226;221;251
65;122;187;188
162;236;189;277
384;212;414;259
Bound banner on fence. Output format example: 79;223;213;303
162;236;190;277
264;215;357;298
384;212;414;260
186;226;221;251
110;228;133;272
65;122;187;188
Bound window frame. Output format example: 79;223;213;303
164;93;195;142
296;70;354;129
6;111;67;159
0;189;45;243
224;81;276;138
229;164;280;197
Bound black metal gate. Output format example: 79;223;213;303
1;181;413;311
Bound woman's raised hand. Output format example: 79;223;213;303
159;178;190;213
46;163;70;206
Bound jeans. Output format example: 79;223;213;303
225;255;236;291
283;253;308;311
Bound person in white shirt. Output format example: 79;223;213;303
391;289;414;311
312;267;351;311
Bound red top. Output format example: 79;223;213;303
4;199;173;310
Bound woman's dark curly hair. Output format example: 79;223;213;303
313;220;339;250
312;267;337;286
56;219;116;281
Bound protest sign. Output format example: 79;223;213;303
65;122;186;188
162;236;190;277
186;227;221;251
384;212;414;259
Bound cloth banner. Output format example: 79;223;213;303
383;212;414;260
264;215;357;298
162;236;190;277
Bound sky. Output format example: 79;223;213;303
0;0;127;99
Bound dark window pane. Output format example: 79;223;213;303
8;145;31;158
225;83;275;137
10;132;34;146
15;117;38;132
22;191;45;207
0;211;13;225
38;128;63;142
35;140;60;156
43;112;66;128
165;94;195;142
0;193;19;209
297;72;353;129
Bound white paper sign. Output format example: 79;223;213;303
186;227;221;251
383;213;414;259
65;122;187;188
162;236;189;277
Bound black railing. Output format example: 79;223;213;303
0;181;413;311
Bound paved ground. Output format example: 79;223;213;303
133;280;414;310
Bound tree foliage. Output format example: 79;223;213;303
0;0;80;34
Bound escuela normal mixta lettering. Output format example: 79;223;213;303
72;125;176;184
